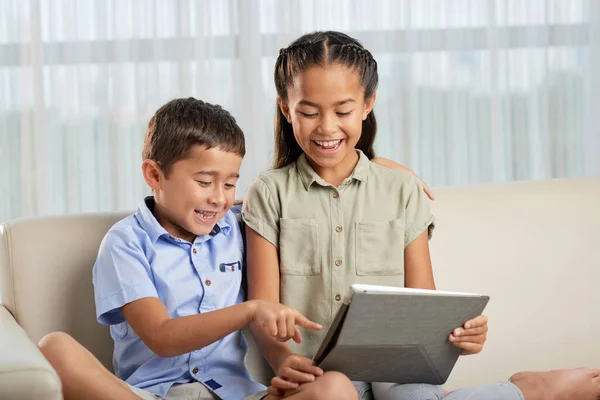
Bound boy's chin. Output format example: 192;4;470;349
192;225;215;236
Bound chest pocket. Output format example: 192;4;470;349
354;218;405;276
279;218;321;276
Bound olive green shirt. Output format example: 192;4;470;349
242;150;435;357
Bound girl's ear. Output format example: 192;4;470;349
362;92;377;120
278;97;292;123
142;159;163;191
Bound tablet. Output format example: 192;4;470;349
312;284;490;384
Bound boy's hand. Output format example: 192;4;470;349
449;314;488;355
248;300;322;343
267;354;324;396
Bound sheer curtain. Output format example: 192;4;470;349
1;0;599;221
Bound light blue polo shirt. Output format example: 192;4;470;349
93;197;264;399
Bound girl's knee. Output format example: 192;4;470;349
311;371;358;400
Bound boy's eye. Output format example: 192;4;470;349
336;111;353;117
196;181;211;186
225;183;236;189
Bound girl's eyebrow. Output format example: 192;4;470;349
298;98;355;107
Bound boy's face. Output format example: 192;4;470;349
144;145;242;242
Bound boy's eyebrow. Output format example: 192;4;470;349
298;98;355;107
196;171;240;178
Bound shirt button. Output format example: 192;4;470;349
192;367;199;374
192;248;197;254
335;259;342;267
335;226;342;233
335;294;341;301
205;280;212;286
332;192;339;199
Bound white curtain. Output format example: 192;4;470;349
1;0;599;221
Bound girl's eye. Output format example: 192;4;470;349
299;112;318;118
197;181;211;186
336;111;353;117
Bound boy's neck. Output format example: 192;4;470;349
309;150;360;188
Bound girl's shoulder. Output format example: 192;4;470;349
248;163;301;198
255;163;298;185
368;160;421;187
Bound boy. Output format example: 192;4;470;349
38;98;356;400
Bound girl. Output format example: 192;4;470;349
242;31;598;400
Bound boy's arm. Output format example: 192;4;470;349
121;298;255;358
371;157;435;200
122;295;317;358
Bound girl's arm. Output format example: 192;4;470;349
246;226;320;373
404;230;436;290
404;229;488;355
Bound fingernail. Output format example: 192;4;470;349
465;323;471;329
454;329;461;336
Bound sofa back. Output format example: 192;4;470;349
1;178;599;388
429;178;600;387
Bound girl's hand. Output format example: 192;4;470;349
266;354;324;396
449;314;488;355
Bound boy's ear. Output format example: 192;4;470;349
362;92;377;120
278;97;291;123
141;159;163;191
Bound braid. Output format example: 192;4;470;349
340;43;376;68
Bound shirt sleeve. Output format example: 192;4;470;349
242;177;280;248
93;228;159;325
404;176;436;247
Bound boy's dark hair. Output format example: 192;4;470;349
142;97;245;177
273;31;379;169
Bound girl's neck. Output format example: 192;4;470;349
307;150;360;188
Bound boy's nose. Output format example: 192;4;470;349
207;189;226;205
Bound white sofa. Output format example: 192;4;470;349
1;178;599;399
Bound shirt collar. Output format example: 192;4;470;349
135;196;231;243
296;149;370;191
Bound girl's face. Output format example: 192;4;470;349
279;63;375;175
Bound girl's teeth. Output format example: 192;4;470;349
316;140;341;148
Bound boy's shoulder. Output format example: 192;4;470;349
99;213;149;251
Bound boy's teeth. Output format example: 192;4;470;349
196;211;216;217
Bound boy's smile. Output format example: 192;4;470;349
144;145;242;242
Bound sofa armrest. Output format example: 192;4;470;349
0;305;62;400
